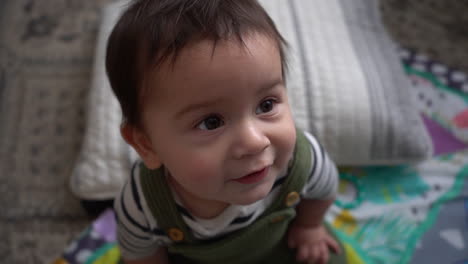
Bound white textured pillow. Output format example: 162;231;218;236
70;0;137;200
71;0;432;200
261;0;432;164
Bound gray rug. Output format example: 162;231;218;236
0;0;466;263
0;0;113;262
381;0;468;74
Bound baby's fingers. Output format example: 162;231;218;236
319;242;329;264
296;245;310;262
308;243;327;264
325;234;341;254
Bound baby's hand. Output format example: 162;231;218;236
287;223;341;264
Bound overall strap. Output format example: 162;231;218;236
263;128;313;215
140;164;197;243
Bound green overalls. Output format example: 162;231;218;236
139;130;346;264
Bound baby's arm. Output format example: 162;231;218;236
287;198;340;264
122;247;169;264
115;163;172;263
288;132;341;263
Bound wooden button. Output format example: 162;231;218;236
168;228;184;242
285;191;300;207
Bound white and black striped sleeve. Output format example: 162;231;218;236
113;164;163;260
301;132;339;200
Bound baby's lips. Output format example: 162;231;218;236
453;108;468;129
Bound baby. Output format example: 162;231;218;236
107;0;344;263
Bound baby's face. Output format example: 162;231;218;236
141;33;296;207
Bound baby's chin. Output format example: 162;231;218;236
231;181;275;206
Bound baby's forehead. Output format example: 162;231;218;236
143;33;282;100
181;33;276;60
153;33;280;72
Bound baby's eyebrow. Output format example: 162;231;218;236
174;99;222;119
257;79;284;95
174;79;283;119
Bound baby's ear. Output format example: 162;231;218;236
121;123;162;169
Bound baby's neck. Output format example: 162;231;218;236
167;176;229;219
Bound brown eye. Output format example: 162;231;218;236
197;115;224;130
256;99;275;114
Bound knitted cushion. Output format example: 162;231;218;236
261;0;432;164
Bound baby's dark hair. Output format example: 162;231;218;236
106;0;288;127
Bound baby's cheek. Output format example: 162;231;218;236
184;156;218;181
277;123;296;155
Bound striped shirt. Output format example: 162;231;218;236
114;131;338;260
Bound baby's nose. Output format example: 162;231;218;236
232;124;270;159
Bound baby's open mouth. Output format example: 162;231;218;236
234;167;269;184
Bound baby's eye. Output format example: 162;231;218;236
255;99;276;114
197;115;224;130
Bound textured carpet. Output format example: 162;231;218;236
381;0;468;73
0;0;113;263
0;0;467;263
